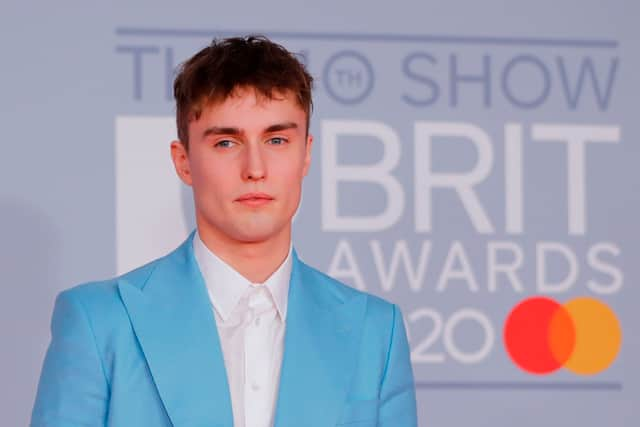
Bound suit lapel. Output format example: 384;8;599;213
117;235;365;427
274;251;367;427
118;234;233;427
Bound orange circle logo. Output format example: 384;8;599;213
503;296;622;375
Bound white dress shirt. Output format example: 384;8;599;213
193;232;292;427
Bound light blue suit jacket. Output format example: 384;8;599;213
32;233;417;426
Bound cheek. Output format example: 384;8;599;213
272;149;307;179
190;155;235;196
272;163;305;193
272;159;306;203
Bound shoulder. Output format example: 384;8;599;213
54;255;165;331
63;256;158;302
297;258;398;325
62;232;193;305
298;259;406;373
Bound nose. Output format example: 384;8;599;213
242;142;266;181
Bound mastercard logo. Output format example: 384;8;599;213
503;296;622;375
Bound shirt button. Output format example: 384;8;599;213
255;316;261;327
251;382;260;391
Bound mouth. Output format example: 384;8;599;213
235;192;274;207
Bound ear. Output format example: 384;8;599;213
170;140;193;186
302;134;313;177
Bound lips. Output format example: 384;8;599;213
236;192;273;201
235;192;274;206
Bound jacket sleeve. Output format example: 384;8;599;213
31;289;109;427
378;304;418;426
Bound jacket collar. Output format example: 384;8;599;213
118;232;366;427
192;229;292;323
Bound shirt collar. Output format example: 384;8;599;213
193;230;292;323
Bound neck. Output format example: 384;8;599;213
196;224;291;284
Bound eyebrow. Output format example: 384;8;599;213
201;122;298;139
264;122;298;133
202;126;243;138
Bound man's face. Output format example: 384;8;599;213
171;87;313;246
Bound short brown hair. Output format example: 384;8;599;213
173;35;313;149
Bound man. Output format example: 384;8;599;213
31;36;417;427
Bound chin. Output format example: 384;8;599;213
233;232;280;244
230;223;284;244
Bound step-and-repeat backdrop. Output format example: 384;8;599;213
3;2;637;426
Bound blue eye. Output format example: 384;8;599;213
215;140;236;148
269;137;287;145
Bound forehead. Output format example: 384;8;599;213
196;86;306;126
